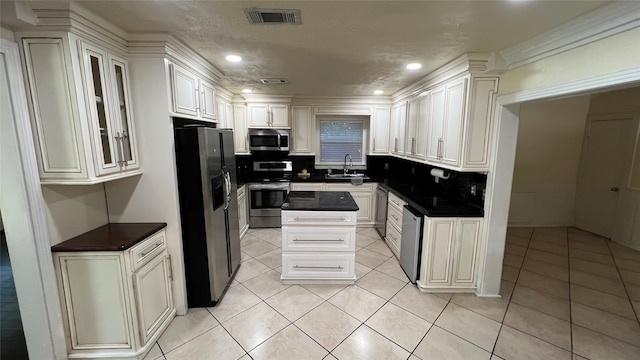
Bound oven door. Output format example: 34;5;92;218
248;183;290;217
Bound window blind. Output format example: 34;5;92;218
319;120;364;164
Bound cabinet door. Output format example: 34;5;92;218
170;64;199;117
414;94;429;159
371;106;390;154
81;42;120;176
405;98;418;155
351;192;374;223
422;218;455;286
134;253;173;345
427;86;446;163
216;99;226;127
390;102;406;155
442;78;467;166
291;106;313;154
462;77;498;170
270;104;290;128
225;103;234;129
108;54;139;170
200;79;217;121
452;219;481;285
233;105;249;154
247;104;269;127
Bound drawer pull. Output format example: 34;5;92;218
293;265;344;270
139;242;163;258
391;214;399;221
293;239;344;242
293;217;347;222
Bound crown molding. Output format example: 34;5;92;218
128;34;224;82
392;52;495;101
500;2;640;70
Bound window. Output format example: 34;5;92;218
318;118;366;166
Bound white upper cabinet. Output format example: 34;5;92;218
247;103;290;128
170;63;217;122
370;106;391;154
405;93;429;160
291;105;314;154
216;98;235;129
390;102;407;156
427;78;467;167
20;34;141;184
233;104;249;154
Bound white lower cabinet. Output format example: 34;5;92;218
290;182;325;191
385;191;407;258
418;217;482;292
53;229;175;359
237;185;248;238
281;210;357;284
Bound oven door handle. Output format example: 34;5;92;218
248;183;290;191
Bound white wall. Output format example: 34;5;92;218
508;96;590;226
499;27;640;96
41;184;109;245
586;87;640;250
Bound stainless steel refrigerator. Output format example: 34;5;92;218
174;124;241;307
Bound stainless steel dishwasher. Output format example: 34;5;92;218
400;205;424;283
375;186;388;238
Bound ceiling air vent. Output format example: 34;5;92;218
260;78;289;85
244;8;301;24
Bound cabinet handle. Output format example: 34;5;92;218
114;132;125;167
167;255;173;281
201;90;206;114
373;137;376;151
293;265;344;270
195;89;200;112
438;138;443;160
292;216;347;222
140;242;163;258
394;138;398;153
122;130;129;167
293;239;344;242
391;214;399;221
412;138;416;154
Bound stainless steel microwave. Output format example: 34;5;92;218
248;129;290;152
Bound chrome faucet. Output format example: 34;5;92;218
344;153;353;175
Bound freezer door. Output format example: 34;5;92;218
200;128;232;302
220;130;241;278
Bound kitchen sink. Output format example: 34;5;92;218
325;173;370;180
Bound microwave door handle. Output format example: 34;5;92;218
277;134;281;148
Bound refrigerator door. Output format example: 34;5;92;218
220;129;241;279
200;128;231;303
400;205;423;283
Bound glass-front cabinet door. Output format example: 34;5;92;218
109;54;138;170
81;42;119;176
80;41;139;177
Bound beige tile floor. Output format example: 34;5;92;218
144;226;640;360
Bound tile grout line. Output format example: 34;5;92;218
490;227;534;357
605;238;640;325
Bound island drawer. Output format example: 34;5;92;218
387;203;404;229
128;229;166;271
282;227;355;251
281;253;355;280
281;210;357;226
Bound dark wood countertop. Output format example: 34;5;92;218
51;223;167;252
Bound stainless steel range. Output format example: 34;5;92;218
248;160;292;228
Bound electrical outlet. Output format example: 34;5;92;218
384;162;389;169
411;167;415;174
470;185;477;195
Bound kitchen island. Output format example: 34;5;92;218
280;191;359;284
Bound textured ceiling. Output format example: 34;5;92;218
28;0;610;96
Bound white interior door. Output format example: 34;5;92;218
575;118;633;237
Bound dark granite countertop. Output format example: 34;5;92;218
51;223;167;252
290;174;376;183
377;180;483;217
282;191;359;211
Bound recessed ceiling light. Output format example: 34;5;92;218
374;90;384;95
226;55;242;62
242;89;252;93
406;63;422;70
